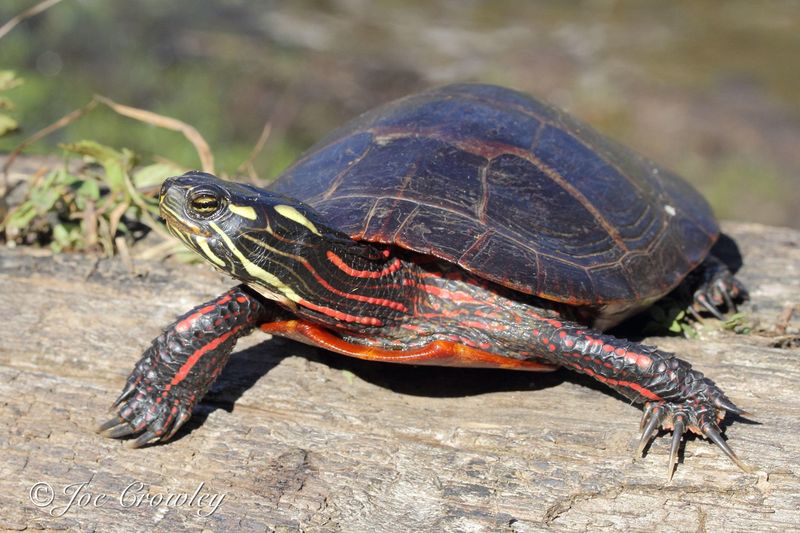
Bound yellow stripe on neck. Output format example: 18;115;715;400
194;236;225;267
209;221;301;303
274;204;321;236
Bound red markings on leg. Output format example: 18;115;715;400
611;347;653;370
171;325;242;386
458;320;508;331
573;364;662;401
576;332;654;371
175;294;233;333
406;279;485;305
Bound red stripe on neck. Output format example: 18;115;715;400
327;250;402;279
302;257;408;312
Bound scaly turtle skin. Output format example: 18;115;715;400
100;84;749;479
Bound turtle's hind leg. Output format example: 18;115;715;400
687;254;748;320
517;314;750;479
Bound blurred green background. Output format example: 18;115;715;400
1;0;798;228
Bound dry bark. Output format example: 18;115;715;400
0;221;798;532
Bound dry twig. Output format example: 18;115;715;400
237;120;272;182
94;95;214;173
0;0;67;41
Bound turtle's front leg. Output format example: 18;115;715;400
99;285;278;447
526;316;749;478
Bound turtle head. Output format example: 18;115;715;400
161;171;410;328
159;171;341;306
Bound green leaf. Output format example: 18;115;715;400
0;71;23;91
0;96;14;110
60;141;133;194
3;203;37;231
77;179;101;201
681;323;699;339
51;223;71;252
0;113;18;136
51;172;82;194
51;222;83;252
722;313;751;334
29;185;62;212
132;162;184;189
340;370;356;385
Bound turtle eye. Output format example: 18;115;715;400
188;190;224;218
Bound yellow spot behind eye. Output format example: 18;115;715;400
195;236;225;267
229;204;258;220
274;204;321;236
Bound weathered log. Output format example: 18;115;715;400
0;222;798;532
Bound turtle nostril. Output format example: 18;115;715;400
160;177;180;202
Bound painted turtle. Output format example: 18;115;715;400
100;84;749;478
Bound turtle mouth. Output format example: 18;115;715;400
162;211;211;240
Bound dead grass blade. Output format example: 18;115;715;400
0;0;67;41
237;120;272;182
94;95;214;173
133;239;185;261
2;98;98;180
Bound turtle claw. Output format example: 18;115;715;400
718;280;737;313
636;396;749;479
164;410;192;441
111;381;137;409
690;260;747;320
98;411;150;439
636;404;664;456
102;422;140;439
100;342;199;446
667;416;685;481
700;420;752;473
712;395;743;415
686;305;705;323
112;381;138;407
127;430;161;449
103;386;194;446
694;293;726;321
97;416;126;434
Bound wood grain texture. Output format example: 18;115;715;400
0;222;798;532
